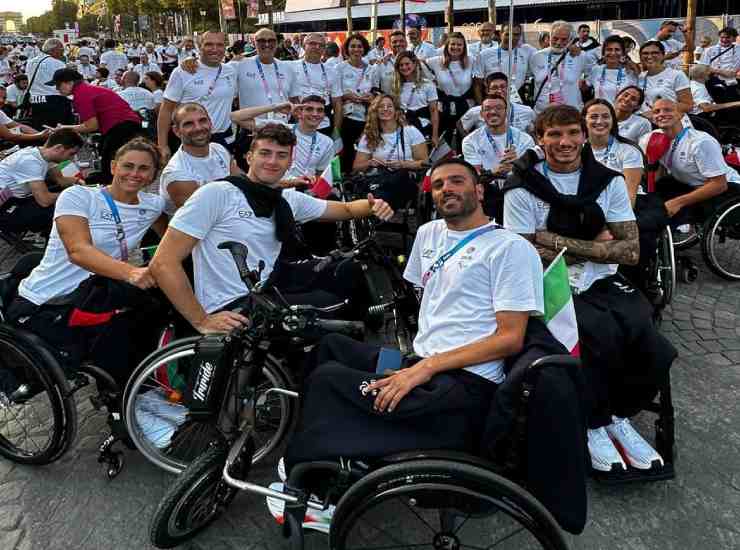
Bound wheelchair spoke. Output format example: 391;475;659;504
484;526;526;548
399;496;438;535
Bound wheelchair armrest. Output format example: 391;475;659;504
528;354;581;371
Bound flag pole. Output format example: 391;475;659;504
504;0;515;148
543;247;568;276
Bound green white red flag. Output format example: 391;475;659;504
311;156;341;199
543;248;580;356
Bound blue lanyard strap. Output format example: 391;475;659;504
599;66;624;95
255;58;284;103
301;61;329;95
484;127;514;156
100;188;129;262
666;127;689;169
387;128;403;160
293;128;318;170
421;225;499;285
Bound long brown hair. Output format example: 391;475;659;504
442;32;469;69
392;51;424;99
363;94;406;152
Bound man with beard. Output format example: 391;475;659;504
276;159;543;529
504;105;676;474
159;102;238;217
373;30;409;94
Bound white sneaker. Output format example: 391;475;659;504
277;457;287;482
266;482;334;535
587;427;627;472
606;416;664;470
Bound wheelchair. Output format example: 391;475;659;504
147;241;579;550
0;252;132;478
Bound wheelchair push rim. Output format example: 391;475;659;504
658;227;676;307
123;338;293;475
702;199;740;281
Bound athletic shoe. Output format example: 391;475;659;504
266;482;334;534
134;390;188;449
587;427;627;472
277;456;287;482
606;416;664;470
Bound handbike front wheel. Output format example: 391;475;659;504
702;198;740;281
123;337;294;475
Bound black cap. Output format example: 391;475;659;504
45;68;83;86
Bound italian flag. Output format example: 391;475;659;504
421;135;454;193
57;160;82;179
543;248;580;357
311;156;341;199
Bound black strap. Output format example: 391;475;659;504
709;45;735;64
18;55;50;113
532;49;569;107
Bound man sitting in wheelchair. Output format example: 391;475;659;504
503;105;677;474
639;97;740;240
279;158;573;530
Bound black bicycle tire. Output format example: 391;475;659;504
701;197;740;281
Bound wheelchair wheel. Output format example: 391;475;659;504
331;459;568;550
656;227;676;307
672;223;701;251
149;442;245;548
701;197;740;280
0;327;77;465
123;336;294;475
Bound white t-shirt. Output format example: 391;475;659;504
689;81;714;115
118;86;156;112
504;164;635;293
410;42;437;60
477;46;533;90
133;62;162;79
404;220;544;384
25;54;66;97
591;138;644;173
159;143;232;216
76;62;97;80
467;40;497;58
100;50;129;75
372;55;398;94
18;186;165;305
288;60;341;129
459;103;535;134
178;48;199;63
618;114;652;143
151;89;163;105
529;48;593;114
169;181;328;313
163;62;237;134
398;80;438;128
0;147;48;199
337;61;378;122
587;65;638;105
653;36;685;69
424;56;475;97
638;67;690;111
78;46;96;60
366;47;387;64
700;44;740;85
5;84;27;105
356;125;426;162
161;45;179;64
285;126;334;179
235;57;299;127
638;128;740;187
462;126;535;172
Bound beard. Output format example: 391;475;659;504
434;189;479;221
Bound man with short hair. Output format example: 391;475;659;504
504;105;676;473
133;52;162;80
576;23;601;64
700;27;740;103
25;38;75;129
160;102;236;216
467;22;498;58
406;26;436;60
149;123;393;334
0;128;84;236
117;71;156;112
158;31;237;161
374;30;408;94
178;37;199;62
100;39;129;76
77;39;96;62
76;54;97;81
5;74;29;113
159;38;179;77
477;23;536;99
652;20;687;69
94;66;118;90
323;42;342;69
458;73;535;136
366;36;387;65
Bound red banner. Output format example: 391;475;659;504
221;0;236;20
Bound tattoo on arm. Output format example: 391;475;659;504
534;221;640;266
520;234;582;267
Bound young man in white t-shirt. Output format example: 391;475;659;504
504;104;676;475
458;73;534;137
0;128;83;236
117;71;156;112
159;103;237;216
149;123;393;334
281;157;545;485
158;31;237;162
100;39;129;76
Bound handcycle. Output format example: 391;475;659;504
122;231;419;475
148;240;580;549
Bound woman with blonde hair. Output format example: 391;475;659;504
353;94;428;173
392;51;440;145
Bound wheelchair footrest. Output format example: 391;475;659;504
590;462;675;485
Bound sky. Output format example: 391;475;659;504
17;0;54;21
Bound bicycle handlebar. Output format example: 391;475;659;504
315;319;365;334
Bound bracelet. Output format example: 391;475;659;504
554;236;562;251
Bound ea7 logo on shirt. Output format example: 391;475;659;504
238;210;253;219
101;211;114;221
422;248;435;258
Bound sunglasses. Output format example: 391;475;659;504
256;39;277;45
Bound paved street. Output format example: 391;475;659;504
1;247;739;550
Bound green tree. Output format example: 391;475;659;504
52;0;79;29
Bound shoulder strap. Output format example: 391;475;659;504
421;224;501;286
100;188;129;262
532;50;569;107
25;55;51;93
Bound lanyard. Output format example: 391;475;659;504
666;127;689;170
402;83;418;109
595;136;615;164
598;66;624;99
484;127;514;158
255;58;284;103
353;63;368;92
547;51;566;93
421;224;499;286
387;129;403;161
498;47;518;80
301;61;329;97
101;189;129;262
293;128;318;171
542;162;581;179
200;63;223;102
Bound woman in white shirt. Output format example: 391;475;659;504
392;52;440;145
423;32;475;139
353;94;429;173
638;40;693;119
7;138;168;385
585;36;638;106
337;33;378;174
584;98;644;204
143;71;165;112
614;85;653;143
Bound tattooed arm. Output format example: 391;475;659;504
519;234;581;266
533;220;640;266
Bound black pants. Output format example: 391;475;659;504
574;275;676;429
0;197;54;236
161;62;177;79
339;118;366;176
211;128;235;153
30;95;75;130
655;176;738;228
285;334;497;472
100;120;146;184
